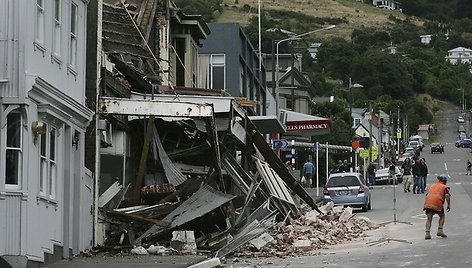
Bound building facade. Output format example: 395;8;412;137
199;23;267;116
372;0;402;11
0;0;93;266
446;47;472;65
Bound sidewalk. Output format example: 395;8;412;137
303;187;323;204
49;254;210;268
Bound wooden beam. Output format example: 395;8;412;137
133;116;155;200
105;209;170;227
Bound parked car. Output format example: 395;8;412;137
458;115;465;123
401;152;415;159
375;166;402;185
455;139;472;148
460;132;467;140
404;146;420;157
408;140;422;152
409;135;424;149
430;143;444;153
322;172;371;212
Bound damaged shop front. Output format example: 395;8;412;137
95;93;320;258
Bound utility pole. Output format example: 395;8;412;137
368;102;373;168
397;106;400;159
378;115;383;167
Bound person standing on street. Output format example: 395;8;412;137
302;159;315;188
419;158;429;194
402;158;413;192
412;158;421;194
342;159;352;172
423;174;451;240
367;162;376;186
466;160;471;175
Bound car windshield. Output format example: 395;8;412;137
327;176;360;187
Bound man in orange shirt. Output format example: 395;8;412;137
423;174;451;240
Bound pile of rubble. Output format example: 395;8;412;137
233;203;379;258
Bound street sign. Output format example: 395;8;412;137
371;146;378;160
359;149;369;158
273;139;289;148
371;146;378;161
352;140;360;150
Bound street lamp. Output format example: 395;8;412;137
275;25;336;117
348;77;364;121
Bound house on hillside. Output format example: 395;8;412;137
372;0;402;11
420;34;432;45
307;43;322;60
1;0;93;267
445;47;472;65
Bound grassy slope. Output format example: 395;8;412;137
218;0;423;39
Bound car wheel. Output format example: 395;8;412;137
368;200;372;211
362;204;368;212
431;150;434;154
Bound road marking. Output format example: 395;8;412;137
412;214;427;220
454;182;462;185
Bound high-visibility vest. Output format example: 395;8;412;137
423;182;449;212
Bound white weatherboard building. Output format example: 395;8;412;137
0;0;93;267
445;47;472;65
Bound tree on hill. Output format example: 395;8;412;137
173;0;223;22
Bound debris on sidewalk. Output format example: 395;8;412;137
231;203;380;258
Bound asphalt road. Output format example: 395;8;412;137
233;109;472;268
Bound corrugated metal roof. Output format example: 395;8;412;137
135;185;235;245
152;127;188;187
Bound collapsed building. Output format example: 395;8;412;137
84;0;322;258
84;0;370;261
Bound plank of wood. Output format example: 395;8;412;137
133;116;155;200
106;209;170;227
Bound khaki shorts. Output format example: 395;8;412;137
425;208;444;217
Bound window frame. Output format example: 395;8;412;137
53;0;62;58
209;54;226;90
69;2;78;69
38;124;58;199
5;111;23;190
35;0;45;45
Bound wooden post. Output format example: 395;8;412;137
133;116;155;200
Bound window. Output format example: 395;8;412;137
354;118;361;127
36;0;45;44
191;43;198;87
286;97;293;111
5;112;22;189
174;38;186;86
69;3;78;67
39;124;57;199
209;55;225;89
53;0;61;56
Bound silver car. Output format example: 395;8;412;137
323;172;371;211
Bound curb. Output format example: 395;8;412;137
187;258;221;268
